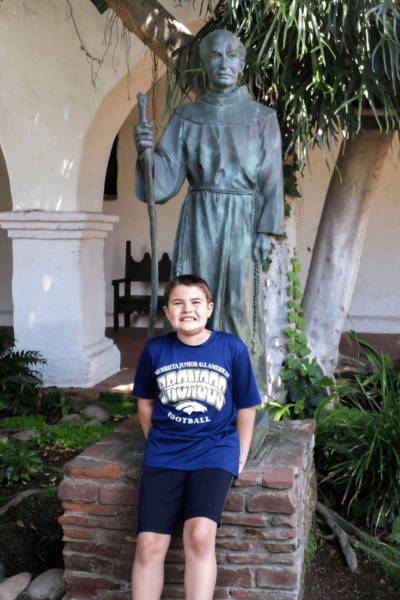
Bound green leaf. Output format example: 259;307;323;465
297;332;308;344
285;326;298;338
314;393;336;421
281;367;296;381
262;258;272;271
298;346;311;357
287;285;294;296
389;516;400;543
315;376;335;387
288;311;299;323
293;263;301;273
391;568;400;579
288;300;303;313
287;272;300;287
294;288;304;300
297;317;306;329
288;354;300;369
287;340;301;353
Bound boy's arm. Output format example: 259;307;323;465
236;406;256;474
137;398;155;440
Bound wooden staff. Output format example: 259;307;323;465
137;92;158;339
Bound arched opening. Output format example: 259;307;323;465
77;50;193;334
0;144;13;328
103;70;190;331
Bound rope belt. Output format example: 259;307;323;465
188;186;256;196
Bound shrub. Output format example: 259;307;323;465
336;331;400;411
315;397;400;528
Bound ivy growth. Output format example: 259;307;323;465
266;253;334;420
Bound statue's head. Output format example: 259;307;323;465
199;30;245;94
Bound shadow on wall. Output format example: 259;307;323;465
0;145;13;326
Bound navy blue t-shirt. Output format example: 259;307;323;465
133;330;261;477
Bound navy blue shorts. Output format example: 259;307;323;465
137;467;233;535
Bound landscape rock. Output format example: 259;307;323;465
81;405;109;423
10;430;38;444
68;397;85;413
26;569;65;600
0;573;32;600
59;414;84;427
0;436;9;444
76;390;100;402
85;418;102;427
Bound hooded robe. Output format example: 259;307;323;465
135;86;284;393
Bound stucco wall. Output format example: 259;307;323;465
0;145;13;325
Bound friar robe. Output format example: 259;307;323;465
135;86;285;394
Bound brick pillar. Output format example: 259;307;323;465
59;419;316;600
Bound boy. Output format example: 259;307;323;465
132;275;261;600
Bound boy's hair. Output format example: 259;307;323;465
164;275;212;306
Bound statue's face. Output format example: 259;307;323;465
200;35;244;94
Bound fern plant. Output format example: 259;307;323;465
0;330;47;415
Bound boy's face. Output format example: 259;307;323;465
163;285;214;338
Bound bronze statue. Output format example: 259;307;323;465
134;30;284;393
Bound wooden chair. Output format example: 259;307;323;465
112;241;172;332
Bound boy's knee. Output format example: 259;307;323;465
185;520;216;560
136;532;168;565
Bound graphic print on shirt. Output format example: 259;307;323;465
155;361;229;415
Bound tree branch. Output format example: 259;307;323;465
316;502;400;572
104;0;194;67
0;489;41;517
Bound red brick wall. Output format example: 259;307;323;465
60;417;316;600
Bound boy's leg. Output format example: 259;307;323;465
132;532;170;600
182;469;234;600
183;517;218;600
132;467;187;600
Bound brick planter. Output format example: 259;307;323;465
59;417;316;600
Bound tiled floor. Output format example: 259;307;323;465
2;326;399;394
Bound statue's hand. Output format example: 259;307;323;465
134;121;155;157
253;233;270;263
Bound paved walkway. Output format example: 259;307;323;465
2;326;399;395
90;328;400;395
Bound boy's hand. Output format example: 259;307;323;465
236;406;256;476
238;458;246;475
137;397;155;439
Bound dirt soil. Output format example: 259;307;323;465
305;541;400;599
0;448;80;578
